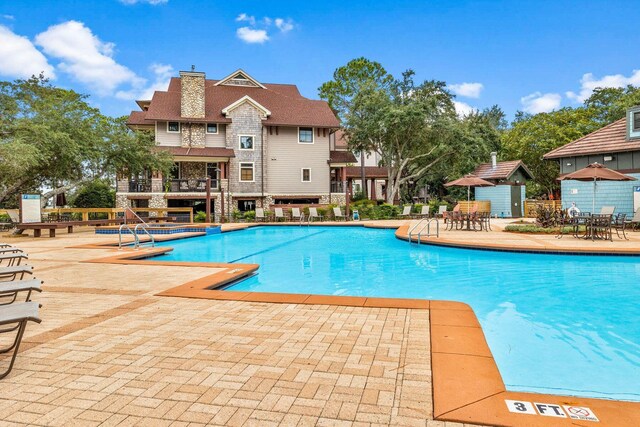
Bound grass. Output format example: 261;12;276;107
504;224;583;234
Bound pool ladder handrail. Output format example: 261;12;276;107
119;207;155;250
408;217;439;244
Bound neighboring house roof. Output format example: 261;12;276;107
473;160;534;181
345;166;389;178
132;77;340;128
544;118;639;159
127;111;154;126
330;150;357;164
156;146;235;158
334;129;349;148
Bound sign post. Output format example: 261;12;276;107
19;194;42;223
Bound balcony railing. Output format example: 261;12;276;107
164;178;219;192
330;181;346;193
129;179;152;193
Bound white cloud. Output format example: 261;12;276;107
449;82;483;99
520;92;561;114
2;14;15;20
115;63;174;100
0;25;55;79
119;0;168;5
566;69;640;103
35;21;143;95
454;101;477;117
274;18;294;33
236;27;269;44
236;13;256;25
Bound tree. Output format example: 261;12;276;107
72;180;115;208
0;75;172;207
584;86;640;125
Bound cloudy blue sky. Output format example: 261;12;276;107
0;0;638;119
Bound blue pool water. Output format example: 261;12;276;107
155;226;640;401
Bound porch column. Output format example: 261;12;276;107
370;179;376;201
341;167;347;193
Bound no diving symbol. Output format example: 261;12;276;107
568;407;589;416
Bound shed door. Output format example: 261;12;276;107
510;186;522;218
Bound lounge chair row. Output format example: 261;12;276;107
254;207;348;222
0;243;42;379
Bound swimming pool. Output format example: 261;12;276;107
155;226;640;401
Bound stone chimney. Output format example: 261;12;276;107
180;70;205;118
491;151;497;168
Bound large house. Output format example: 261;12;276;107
544;106;640;215
122;69;353;218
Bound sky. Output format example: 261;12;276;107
0;0;638;119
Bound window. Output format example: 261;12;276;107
206;123;218;134
239;162;254;182
237;200;256;212
239;135;254;150
169;163;180;179
298;127;314;143
167;122;180;133
634;112;640;132
301;168;311;182
207;163;219;180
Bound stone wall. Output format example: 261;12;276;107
226;103;265;194
181;123;206;148
115;194;130;209
180;72;205;118
180;162;206;179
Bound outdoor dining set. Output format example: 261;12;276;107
557;207;635;241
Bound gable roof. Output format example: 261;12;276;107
214;69;266;89
221;95;271;118
330;150;357;164
473;160;533;180
131;76;340;128
544;118;640;159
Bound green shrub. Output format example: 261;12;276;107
0;214;9;222
244;210;256;221
351;190;367;202
413;204;423;214
72;180;115;208
504;224;580;234
194;211;207;222
232;209;243;221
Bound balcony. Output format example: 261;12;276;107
128;179;152;193
164;179;219;192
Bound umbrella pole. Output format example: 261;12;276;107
467;186;471;230
593;178;596;214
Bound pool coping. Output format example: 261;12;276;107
79;223;640;426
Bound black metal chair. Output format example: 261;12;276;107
612;213;628;240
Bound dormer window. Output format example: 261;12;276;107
629;108;640;139
634;112;640;132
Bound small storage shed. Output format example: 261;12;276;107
473;153;533;218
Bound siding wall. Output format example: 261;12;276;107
559;152;639;174
560;173;640;216
205;124;226;147
155;121;181;146
267;127;330;194
475;185;526;217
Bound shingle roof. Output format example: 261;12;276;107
345;166;388;178
334;129;348;148
544;118;638;159
156;146;235;158
133;77;340;128
330;150;357;164
127;111;154;126
473;160;533;180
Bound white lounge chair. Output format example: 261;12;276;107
274;207;287;222
0;266;33;282
416;205;429;218
309;208;323;222
333;207;346;221
600;206;615;215
437;205;447;218
291;208;303;222
255;208;266;222
0;302;42;379
399;205;413;219
0;254;28;267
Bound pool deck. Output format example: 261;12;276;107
1;221;639;426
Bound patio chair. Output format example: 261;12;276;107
442;204;460;227
600;206;615;215
416;206;430;218
274;208;287;222
0;266;33;282
0;279;42;305
255;208;266;222
291;208;304;222
398;205;413;219
0;301;41;379
309;208;323;222
478;211;492;232
333;207;346;221
625;209;640;230
0;254;28;268
612;213;628;240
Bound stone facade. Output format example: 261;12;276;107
226;103;265;194
115;194;130;209
180;162;207;179
181;123;206;148
180;72;205;118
